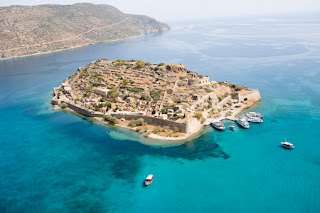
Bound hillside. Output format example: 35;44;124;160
0;3;170;59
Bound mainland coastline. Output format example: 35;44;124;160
52;59;261;144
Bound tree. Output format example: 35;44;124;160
173;127;179;133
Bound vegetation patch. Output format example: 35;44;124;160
150;89;161;101
103;115;119;124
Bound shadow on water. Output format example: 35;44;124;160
7;103;231;185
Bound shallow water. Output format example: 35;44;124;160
1;15;320;212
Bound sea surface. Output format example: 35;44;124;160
1;14;320;212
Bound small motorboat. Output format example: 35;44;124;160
229;125;235;130
211;122;225;130
281;138;294;149
144;174;153;186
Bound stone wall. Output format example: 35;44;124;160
111;113;188;133
188;76;210;87
64;101;104;117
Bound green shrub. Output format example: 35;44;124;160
136;60;145;68
173;127;179;133
60;103;68;109
153;126;161;133
150;89;161;101
122;79;128;85
195;113;203;119
226;111;232;116
218;96;224;102
103;115;119;124
158;62;165;66
204;88;213;93
224;92;229;97
136;127;142;132
94;103;104;111
129;118;146;127
163;126;171;131
91;72;101;78
108;87;118;98
127;87;144;93
141;95;150;101
145;62;151;66
99;97;105;102
201;117;206;124
154;67;159;71
80;71;89;77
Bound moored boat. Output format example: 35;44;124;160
144;174;153;186
237;117;250;129
246;112;264;118
211;121;225;130
281;138;294;149
246;116;263;123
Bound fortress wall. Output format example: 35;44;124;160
188;76;210;87
111;114;188;133
239;89;261;102
64;101;104;117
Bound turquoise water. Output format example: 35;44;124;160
1;15;320;212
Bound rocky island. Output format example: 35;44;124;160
52;59;261;142
0;3;169;60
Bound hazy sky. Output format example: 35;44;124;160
2;0;320;21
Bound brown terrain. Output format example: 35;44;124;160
0;3;169;60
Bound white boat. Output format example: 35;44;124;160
229;125;235;130
144;174;153;186
246;112;264;118
211;122;225;130
246;116;263;123
237;117;250;129
281;138;294;149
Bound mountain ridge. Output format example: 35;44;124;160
0;3;170;60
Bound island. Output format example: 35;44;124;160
0;3;169;60
52;59;261;141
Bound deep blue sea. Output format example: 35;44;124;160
1;15;320;212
